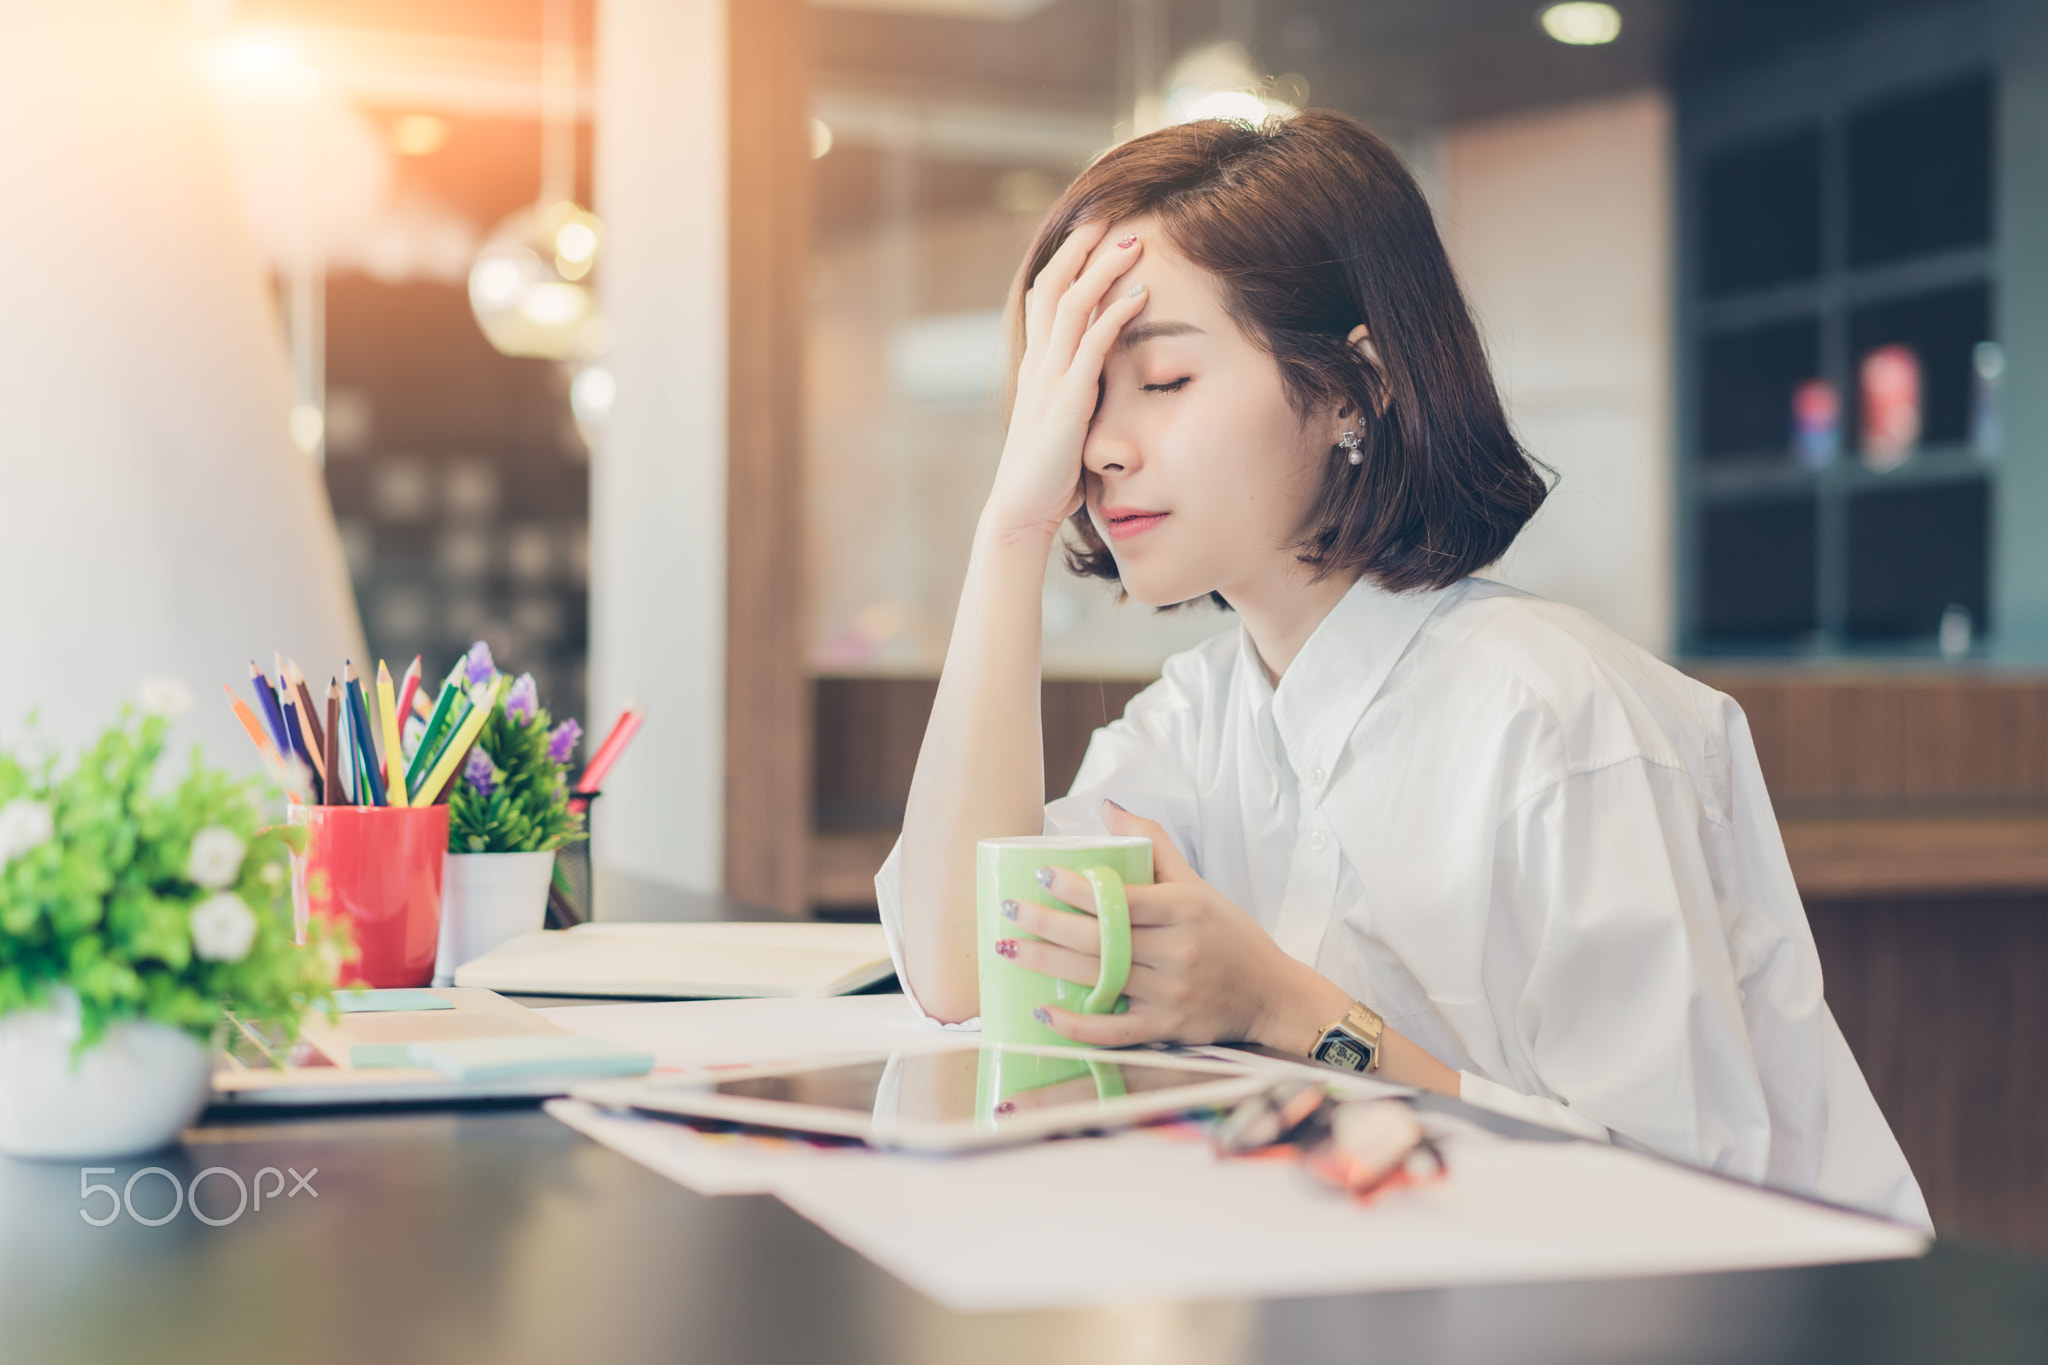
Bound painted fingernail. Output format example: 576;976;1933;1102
995;939;1020;959
1126;283;1146;296
1105;798;1128;812
1032;1006;1052;1025
1001;899;1020;921
1116;235;1138;249
1035;867;1055;888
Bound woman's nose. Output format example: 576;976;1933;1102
1083;419;1140;476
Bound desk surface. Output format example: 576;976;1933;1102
3;1104;2044;1365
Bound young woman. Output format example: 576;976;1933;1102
874;110;1928;1227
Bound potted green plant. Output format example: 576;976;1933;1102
432;644;585;984
0;681;340;1159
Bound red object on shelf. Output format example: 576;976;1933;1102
302;805;449;987
1860;343;1922;470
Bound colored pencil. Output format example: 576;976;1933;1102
280;690;323;800
394;657;423;740
574;705;643;795
287;658;326;758
404;672;464;798
419;676;502;806
222;684;303;802
281;691;321;780
323;679;343;806
339;694;358;804
376;661;410;809
573;703;633;792
409;689;475;803
343;664;387;806
223;685;281;763
247;661;291;756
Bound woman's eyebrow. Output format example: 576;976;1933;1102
1118;320;1204;351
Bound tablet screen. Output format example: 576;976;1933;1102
713;1047;1243;1126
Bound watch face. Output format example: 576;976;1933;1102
1318;1036;1369;1072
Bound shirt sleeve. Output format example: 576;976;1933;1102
1478;754;1782;1181
874;667;1205;1019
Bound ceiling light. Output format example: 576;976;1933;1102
1160;42;1299;131
391;113;448;157
1540;3;1622;45
466;0;606;362
469;203;607;359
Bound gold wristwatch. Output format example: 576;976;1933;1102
1309;1001;1384;1073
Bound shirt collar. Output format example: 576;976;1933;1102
1251;575;1462;784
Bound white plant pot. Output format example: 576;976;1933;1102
434;850;557;986
0;995;212;1160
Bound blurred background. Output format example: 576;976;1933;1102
1;0;2044;1253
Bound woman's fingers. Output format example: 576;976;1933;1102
1038;863;1193;930
1045;233;1143;368
1064;283;1149;399
1100;800;1198;883
1025;221;1108;348
998;896;1100;954
991;933;1101;989
1033;1004;1162;1048
1035;865;1098;916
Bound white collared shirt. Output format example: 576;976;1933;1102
876;576;1930;1228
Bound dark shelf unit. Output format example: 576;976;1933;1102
1677;9;2004;659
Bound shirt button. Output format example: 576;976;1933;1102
1307;764;1326;786
1309;830;1328;853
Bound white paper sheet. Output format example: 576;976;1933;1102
549;1085;1927;1312
537;994;976;1072
765;1128;1927;1311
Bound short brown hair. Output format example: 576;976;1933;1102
1009;110;1548;597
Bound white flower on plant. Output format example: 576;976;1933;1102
190;892;259;962
0;797;54;869
259;861;284;888
137;676;195;720
185;826;246;889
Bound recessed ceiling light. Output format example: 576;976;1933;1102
1540;3;1623;46
391;113;448;157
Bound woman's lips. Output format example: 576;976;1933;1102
1101;506;1169;542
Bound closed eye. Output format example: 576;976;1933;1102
1142;377;1191;393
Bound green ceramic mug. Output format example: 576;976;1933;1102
975;834;1153;1046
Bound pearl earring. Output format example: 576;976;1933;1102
1338;430;1363;465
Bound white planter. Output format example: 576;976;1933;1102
0;996;212;1160
434;850;557;986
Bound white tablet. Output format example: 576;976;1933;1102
572;1045;1270;1152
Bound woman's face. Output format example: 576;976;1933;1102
1081;221;1340;610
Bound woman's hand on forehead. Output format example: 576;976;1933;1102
983;223;1149;545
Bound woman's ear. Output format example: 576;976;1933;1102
1346;323;1391;418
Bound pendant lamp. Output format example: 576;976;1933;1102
468;0;607;361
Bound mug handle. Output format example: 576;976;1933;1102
1078;866;1132;1014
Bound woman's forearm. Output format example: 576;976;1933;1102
897;517;1061;1020
1253;957;1460;1095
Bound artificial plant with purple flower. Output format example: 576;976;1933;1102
445;654;585;855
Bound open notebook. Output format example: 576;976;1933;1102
452;921;898;999
211;987;654;1108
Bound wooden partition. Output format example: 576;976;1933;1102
809;678;1147;908
1696;671;2048;900
724;0;813;916
813;671;2048;907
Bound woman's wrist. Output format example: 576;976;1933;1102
973;503;1066;556
1248;954;1355;1056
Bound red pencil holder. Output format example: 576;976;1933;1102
298;805;449;988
